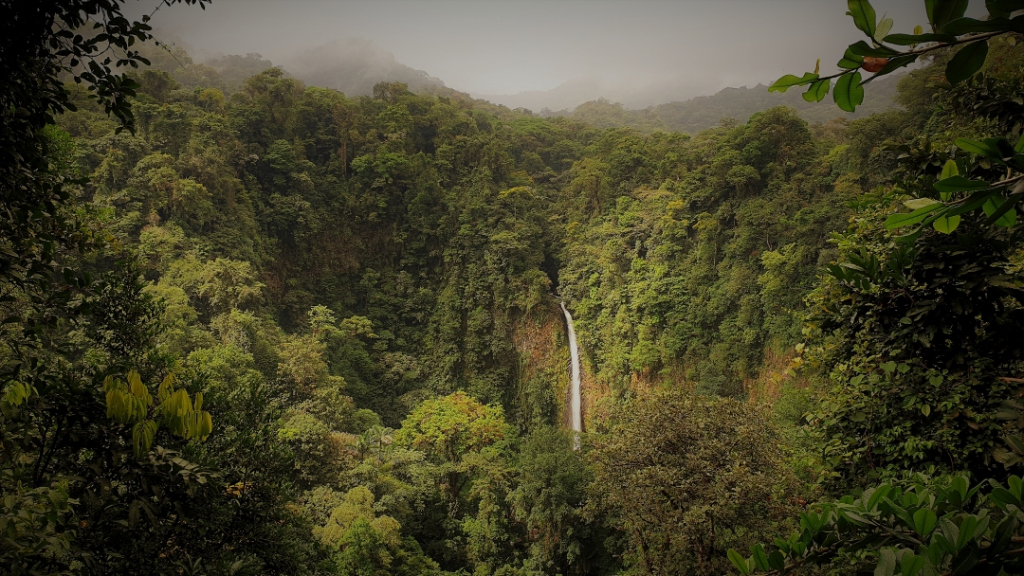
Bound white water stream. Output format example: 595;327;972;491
560;302;582;449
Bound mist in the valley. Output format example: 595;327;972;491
129;0;985;112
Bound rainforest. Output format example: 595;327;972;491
3;1;1024;575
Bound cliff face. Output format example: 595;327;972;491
511;300;572;431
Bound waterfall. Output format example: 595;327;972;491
560;302;582;449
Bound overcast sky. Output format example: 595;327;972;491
130;0;983;103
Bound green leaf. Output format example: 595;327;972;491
922;404;931;416
802;79;830;102
951;476;970;502
839;48;865;69
950;548;980;576
990;487;1020;507
1015;133;1024;154
904;198;942;210
946;189;1000;217
930;0;970;30
942;16;1013;35
900;552;926;576
983;197;1018;227
941;159;960;179
867;485;891;510
933;213;961;233
768;550;786;571
956;516;978;550
934;175;990;193
874;17;894;42
769;72;819;93
848;40;900;57
937;520;960;553
834;72;865;112
848;0;878;37
728;549;751;575
946;41;989;85
883;32;957;45
875;548;897;576
885;202;944;229
992;516;1018;552
956;138;1002;159
752;544;770;571
986;0;1024;18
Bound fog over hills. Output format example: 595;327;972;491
476;75;708;113
281;38;446;97
149;30;902;134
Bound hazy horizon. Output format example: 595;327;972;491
129;0;986;110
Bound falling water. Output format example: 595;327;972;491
560;302;582;449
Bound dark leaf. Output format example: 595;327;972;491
946;41;989;84
930;0;970;30
848;40;900;57
883;32;957;45
941;16;1013;35
934;175;991;193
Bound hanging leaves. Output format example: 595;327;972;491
103;371;213;456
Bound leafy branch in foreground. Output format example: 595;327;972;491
730;474;1024;576
883;137;1024;237
769;0;1024;113
769;1;1024;237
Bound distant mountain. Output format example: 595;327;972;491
478;76;708;114
143;33;901;134
552;74;903;134
282;38;445;97
140;35;446;99
645;74;902;133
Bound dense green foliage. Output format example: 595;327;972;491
592;392;801;575
731;2;1024;575
5;1;1024;575
558;106;852;397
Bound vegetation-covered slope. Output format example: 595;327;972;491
3;2;1024;575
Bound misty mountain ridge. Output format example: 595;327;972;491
281;38;446;97
552;74;902;134
475;75;707;113
146;33;900;135
143;34;445;98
